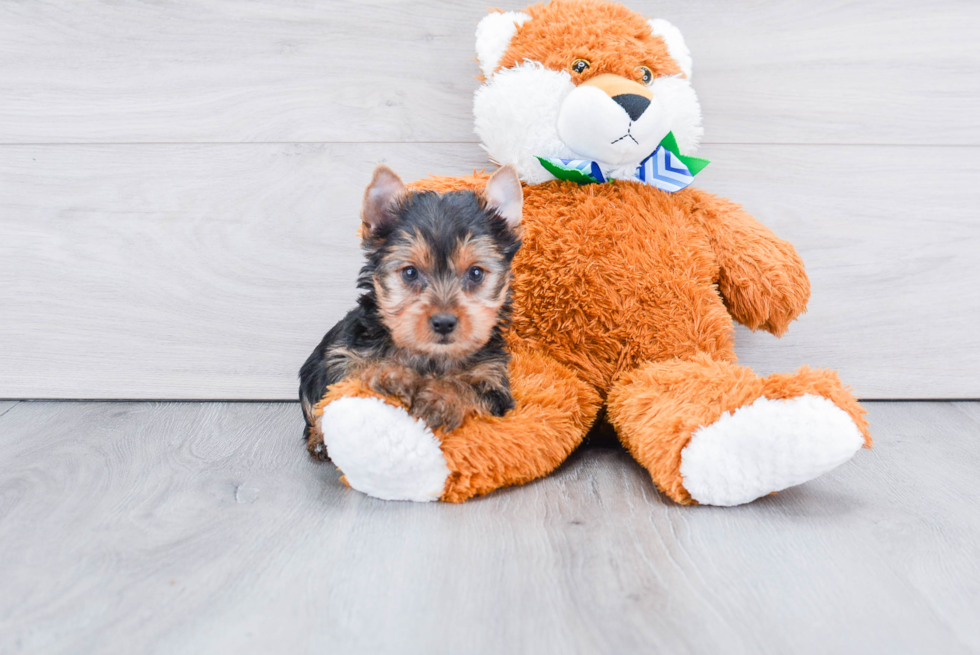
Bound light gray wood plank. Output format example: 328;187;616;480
953;401;980;425
0;0;977;145
0;401;978;654
1;143;978;399
856;401;980;651
0;401;19;417
0;142;480;399
1;142;977;399
697;143;980;398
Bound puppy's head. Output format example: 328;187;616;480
360;164;523;359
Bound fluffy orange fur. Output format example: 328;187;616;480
313;173;867;503
494;0;683;82
410;174;870;501
318;0;870;503
415;176;788;391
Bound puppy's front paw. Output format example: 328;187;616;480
410;381;470;432
481;388;515;417
360;363;419;407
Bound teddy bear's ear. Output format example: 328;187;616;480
648;19;693;79
360;165;405;235
482;164;523;231
475;10;532;79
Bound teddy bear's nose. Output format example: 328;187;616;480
612;93;651;122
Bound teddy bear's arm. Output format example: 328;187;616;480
679;188;811;336
407;172;492;193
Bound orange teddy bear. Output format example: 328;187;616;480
315;0;871;505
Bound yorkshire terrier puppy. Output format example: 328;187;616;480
299;164;524;460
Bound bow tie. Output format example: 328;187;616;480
537;132;710;192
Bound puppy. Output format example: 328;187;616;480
299;164;524;460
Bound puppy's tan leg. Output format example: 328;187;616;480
359;362;420;407
410;377;480;432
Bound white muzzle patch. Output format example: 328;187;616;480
557;85;670;168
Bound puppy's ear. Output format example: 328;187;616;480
361;165;406;235
482;164;523;232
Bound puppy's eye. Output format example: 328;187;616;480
638;66;653;84
466;266;485;284
401;266;419;283
571;59;590;74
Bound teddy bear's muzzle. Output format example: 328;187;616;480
556;73;670;168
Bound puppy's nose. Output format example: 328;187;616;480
430;314;457;335
612;93;651;122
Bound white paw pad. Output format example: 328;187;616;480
680;394;864;506
320;397;450;502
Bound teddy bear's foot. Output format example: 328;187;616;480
679;394;863;506
319;396;450;502
606;354;871;506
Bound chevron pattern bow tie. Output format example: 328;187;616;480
537;132;710;192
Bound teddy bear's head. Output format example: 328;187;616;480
474;0;703;184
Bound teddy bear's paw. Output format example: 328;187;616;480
679;394;864;506
319;397;450;502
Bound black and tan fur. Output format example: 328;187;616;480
299;165;524;460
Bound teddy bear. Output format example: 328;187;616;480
314;0;871;505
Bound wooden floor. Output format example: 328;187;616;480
1;400;979;654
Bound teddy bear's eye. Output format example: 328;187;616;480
638;66;653;84
571;59;590;74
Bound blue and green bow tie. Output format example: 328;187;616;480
537;132;709;192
